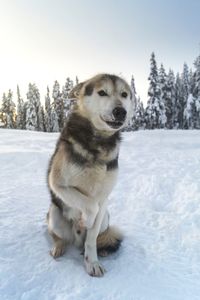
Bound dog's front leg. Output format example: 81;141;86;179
84;201;107;277
50;182;99;228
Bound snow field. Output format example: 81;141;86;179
0;129;200;300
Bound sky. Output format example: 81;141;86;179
0;0;200;104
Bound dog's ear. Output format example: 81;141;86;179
69;82;85;99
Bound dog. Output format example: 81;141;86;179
47;74;133;277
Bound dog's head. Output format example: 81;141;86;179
69;74;133;133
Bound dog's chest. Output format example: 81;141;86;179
68;160;117;198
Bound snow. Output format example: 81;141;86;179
0;129;200;300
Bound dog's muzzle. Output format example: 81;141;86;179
102;107;127;129
112;107;127;122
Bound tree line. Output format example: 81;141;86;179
0;52;200;131
130;52;200;130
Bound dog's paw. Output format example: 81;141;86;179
84;258;106;277
50;245;66;258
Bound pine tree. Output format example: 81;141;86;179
158;64;167;127
189;69;195;95
166;70;176;129
52;81;64;130
38;105;45;131
145;53;166;129
194;55;200;98
16;85;25;129
181;63;190;128
25;83;43;131
194;55;200;128
62;77;74;122
25;85;37;131
184;94;195;129
174;73;184;128
51;108;59;132
134;97;145;129
127;75;137;131
1;90;16;128
44;86;52;132
0;93;7;127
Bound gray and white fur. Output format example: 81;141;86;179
47;74;133;277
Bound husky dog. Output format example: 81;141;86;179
47;74;133;277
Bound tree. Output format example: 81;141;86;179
0;93;8;127
193;55;200;128
174;73;183;128
158;64;167;127
62;77;74;122
0;90;16;128
25;83;44;131
184;94;195;129
38;105;45;131
134;97;145;129
51;108;59;132
126;75;138;131
181;63;190;128
145;53;166;129
44;86;52;132
52;80;63;130
193;55;200;98
16;85;25;129
166;70;176;129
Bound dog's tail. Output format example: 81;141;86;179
97;226;123;257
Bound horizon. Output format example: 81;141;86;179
0;0;200;104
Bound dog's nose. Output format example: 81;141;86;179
112;107;127;122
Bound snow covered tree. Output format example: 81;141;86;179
193;55;200;98
158;64;167;127
75;76;79;85
25;83;44;131
193;55;200;128
44;86;52;132
38;105;45;131
145;53;166;129
174;73;184;128
184;94;196;129
126;75;137;131
16;85;25;129
165;70;176;129
0;93;7;127
25;85;38;131
62;77;74;122
181;63;190;128
0;90;16;128
134;97;145;130
182;63;190;99
131;75;137;117
52;81;64;130
51;109;59;132
188;69;195;95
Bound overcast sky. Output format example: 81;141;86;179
0;0;200;104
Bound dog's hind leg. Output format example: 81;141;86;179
47;203;73;258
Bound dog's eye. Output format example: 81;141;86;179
121;92;128;98
98;90;108;97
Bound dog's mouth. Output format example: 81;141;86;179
101;117;124;129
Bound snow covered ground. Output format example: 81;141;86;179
0;129;200;300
